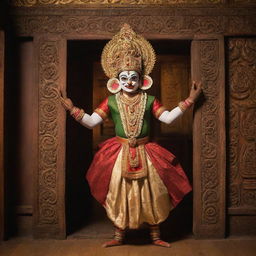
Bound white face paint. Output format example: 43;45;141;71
118;71;140;93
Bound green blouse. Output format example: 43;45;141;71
108;94;155;139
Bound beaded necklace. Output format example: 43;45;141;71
116;91;147;145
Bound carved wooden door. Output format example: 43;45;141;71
227;38;256;235
191;38;226;238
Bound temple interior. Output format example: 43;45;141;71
0;1;256;255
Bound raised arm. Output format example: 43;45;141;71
59;90;103;129
158;81;202;124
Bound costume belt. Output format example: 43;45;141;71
116;136;149;147
116;136;149;180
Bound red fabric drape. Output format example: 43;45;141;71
145;143;192;207
86;138;192;207
86;137;122;205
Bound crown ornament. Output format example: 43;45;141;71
101;24;156;79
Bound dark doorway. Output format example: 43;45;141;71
66;40;193;241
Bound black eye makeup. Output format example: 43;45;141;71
131;76;138;81
120;76;128;82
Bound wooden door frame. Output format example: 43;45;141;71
192;35;226;238
0;30;5;241
31;33;226;239
6;5;255;239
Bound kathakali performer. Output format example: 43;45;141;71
60;24;202;248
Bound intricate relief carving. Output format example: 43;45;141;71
240;142;256;178
229;184;240;207
228;16;256;34
186;16;225;34
200;40;220;225
229;39;256;102
11;14;254;36
38;40;59;225
228;38;256;210
232;0;256;3
10;0;222;7
242;181;256;206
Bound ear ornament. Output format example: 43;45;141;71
107;78;121;94
141;75;153;90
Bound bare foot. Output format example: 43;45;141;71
102;239;123;248
152;239;171;248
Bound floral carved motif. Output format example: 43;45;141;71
38;40;59;225
200;41;220;225
228;38;256;210
10;0;222;7
10;15;245;36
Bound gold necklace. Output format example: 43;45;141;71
116;91;147;141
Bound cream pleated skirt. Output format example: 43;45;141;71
104;148;173;229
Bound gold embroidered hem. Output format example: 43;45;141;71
154;106;167;119
121;144;148;179
104;148;173;230
94;108;108;120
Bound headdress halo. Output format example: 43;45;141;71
101;24;156;79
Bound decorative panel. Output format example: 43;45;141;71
10;0;222;7
0;30;5;241
34;35;66;238
192;38;226;238
231;0;256;3
12;15;226;36
11;11;256;38
228;38;256;213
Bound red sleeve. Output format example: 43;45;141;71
152;98;167;119
94;97;109;120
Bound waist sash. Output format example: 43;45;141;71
116;136;149;180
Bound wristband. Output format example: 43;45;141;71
70;107;85;121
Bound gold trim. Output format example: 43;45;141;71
94;108;108;120
101;24;156;78
116;136;149;146
154;106;167;119
121;144;148;180
178;101;187;112
11;0;222;7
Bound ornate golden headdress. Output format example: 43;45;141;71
101;24;156;79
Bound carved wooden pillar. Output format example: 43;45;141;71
192;37;226;238
34;35;66;238
0;30;5;241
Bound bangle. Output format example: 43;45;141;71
70;107;85;121
178;101;187;112
184;98;193;107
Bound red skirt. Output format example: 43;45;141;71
86;137;192;207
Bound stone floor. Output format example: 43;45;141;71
1;236;256;256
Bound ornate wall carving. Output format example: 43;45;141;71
10;0;222;7
228;38;256;212
5;0;255;239
200;41;220;225
192;38;225;238
10;12;256;37
37;39;59;226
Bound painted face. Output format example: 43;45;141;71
118;71;140;93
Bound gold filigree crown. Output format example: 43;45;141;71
101;24;156;78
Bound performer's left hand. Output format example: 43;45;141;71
188;81;202;103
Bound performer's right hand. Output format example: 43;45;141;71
59;89;74;111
